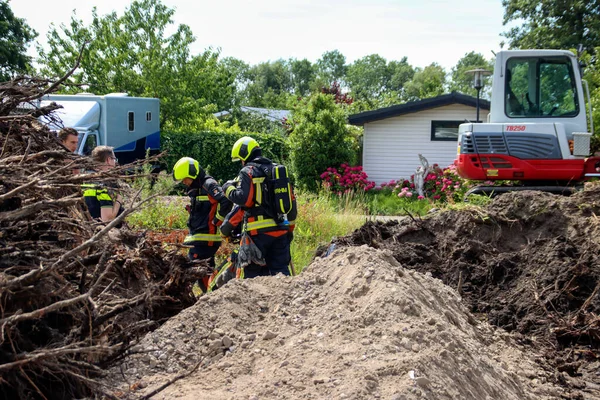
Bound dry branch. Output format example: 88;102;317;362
0;69;203;399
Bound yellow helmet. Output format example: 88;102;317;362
231;136;260;162
173;157;200;181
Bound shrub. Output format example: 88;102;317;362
161;130;289;183
394;163;468;203
289;93;359;191
319;163;375;194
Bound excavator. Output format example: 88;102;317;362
454;49;600;196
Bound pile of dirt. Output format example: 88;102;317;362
105;249;576;399
341;189;600;381
104;186;600;400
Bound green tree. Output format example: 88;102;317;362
315;50;347;86
388;57;415;93
502;0;600;53
36;0;234;128
288;93;357;191
346;54;390;103
403;63;447;101
290;58;315;97
581;49;600;150
243;59;294;108
448;52;494;98
0;0;36;80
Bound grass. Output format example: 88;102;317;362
365;190;434;216
127;197;188;230
127;170;188;230
125;176;439;275
291;191;367;272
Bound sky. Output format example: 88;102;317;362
12;0;514;71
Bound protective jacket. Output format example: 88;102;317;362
184;173;232;247
222;156;297;237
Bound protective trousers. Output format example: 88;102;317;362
189;245;218;292
243;233;291;279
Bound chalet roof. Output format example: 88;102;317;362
348;92;491;125
214;106;290;122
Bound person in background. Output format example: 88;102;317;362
173;157;233;293
82;146;124;223
221;136;296;278
58;127;79;152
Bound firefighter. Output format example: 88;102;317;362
221;136;297;278
173;157;232;292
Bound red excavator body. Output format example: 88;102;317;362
454;50;600;193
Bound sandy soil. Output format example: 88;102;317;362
103;184;600;400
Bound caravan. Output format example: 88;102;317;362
41;93;160;164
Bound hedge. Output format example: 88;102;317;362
160;130;290;183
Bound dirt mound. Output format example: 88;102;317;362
338;186;600;395
105;244;576;399
102;184;600;399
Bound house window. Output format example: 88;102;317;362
146;111;152;121
431;120;462;141
128;111;135;131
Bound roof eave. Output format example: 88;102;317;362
348;92;491;125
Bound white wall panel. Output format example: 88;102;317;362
362;104;481;184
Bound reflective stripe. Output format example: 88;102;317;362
83;187;110;201
97;192;112;201
246;218;278;231
82;183;100;198
252;177;265;205
225;185;235;197
196;195;209;201
184;233;222;243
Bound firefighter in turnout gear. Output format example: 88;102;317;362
173;157;233;292
221;136;297;278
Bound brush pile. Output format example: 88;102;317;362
0;77;205;399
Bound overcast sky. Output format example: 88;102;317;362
13;0;514;71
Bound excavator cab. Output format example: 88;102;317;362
504;56;578;118
455;49;599;190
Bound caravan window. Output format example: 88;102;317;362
146;111;152;121
128;111;135;131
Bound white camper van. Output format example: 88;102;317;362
41;93;160;164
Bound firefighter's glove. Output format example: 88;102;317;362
220;226;232;243
220;223;233;238
215;268;235;288
185;204;191;214
222;180;237;198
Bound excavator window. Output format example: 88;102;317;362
505;56;578;118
